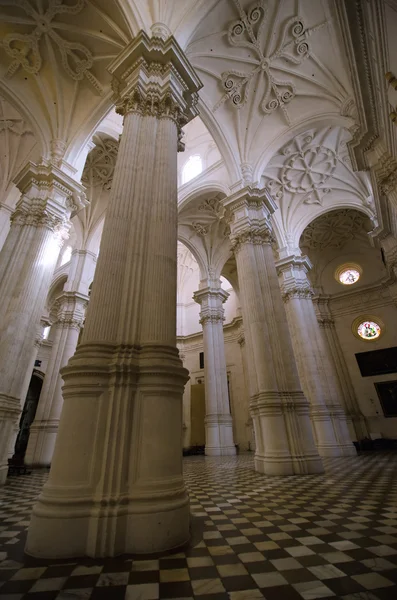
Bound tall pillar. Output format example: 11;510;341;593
277;256;355;456
193;282;236;456
26;31;201;558
0;202;13;251
0;162;84;485
25;249;95;466
314;296;369;440
24;292;87;466
226;187;323;475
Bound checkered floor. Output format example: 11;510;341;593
1;453;397;599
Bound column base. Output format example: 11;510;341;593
26;343;190;558
0;394;21;484
204;414;236;457
26;486;190;558
310;406;356;458
205;445;236;456
254;453;323;475
252;391;324;476
24;422;58;467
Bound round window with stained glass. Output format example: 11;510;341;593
357;320;381;340
335;263;362;286
339;268;360;285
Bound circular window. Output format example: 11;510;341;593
352;315;384;342
335;263;362;286
357;320;381;340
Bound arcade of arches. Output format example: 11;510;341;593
0;0;397;573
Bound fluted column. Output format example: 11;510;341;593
0;162;84;485
314;297;369;441
277;256;355;456
25;292;87;466
26;32;201;559
0;202;13;251
193;282;236;456
226;187;323;475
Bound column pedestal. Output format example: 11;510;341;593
194;283;236;456
0;162;84;484
277;256;355;457
26;31;201;558
226;188;323;476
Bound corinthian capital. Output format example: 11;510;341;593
108;31;202;151
224;186;277;252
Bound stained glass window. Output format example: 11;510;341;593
339;268;360;285
357;321;381;340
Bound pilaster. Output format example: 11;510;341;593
26;32;202;558
225;187;323;476
193;281;236;456
313;295;369;441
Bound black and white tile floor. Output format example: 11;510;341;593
1;452;397;599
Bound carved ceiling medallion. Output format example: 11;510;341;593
214;0;327;121
1;0;103;93
82;138;119;191
281;145;337;197
299;209;370;251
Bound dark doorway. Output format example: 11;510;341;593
12;370;44;465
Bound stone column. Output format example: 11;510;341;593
314;296;369;441
193;282;236;456
24;291;87;466
277;256;355;456
0;162;84;485
26;31;201;558
0;202;13;251
225;187;323;475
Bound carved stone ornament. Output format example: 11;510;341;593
199;311;225;325
282;287;314;303
11;199;69;239
109;32;202;153
55;315;84;330
214;0;327;120
192;222;208;236
231;225;275;254
380;167;397;196
300;209;369;251
82;137;119;191
1;0;103;94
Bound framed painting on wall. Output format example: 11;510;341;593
374;380;397;418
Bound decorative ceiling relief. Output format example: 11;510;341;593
214;0;325;121
2;0;103;93
299;209;371;251
262;126;374;246
186;0;354;177
77;135;119;249
0;0;129;163
0;95;37;203
178;192;231;278
82;137;119;191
